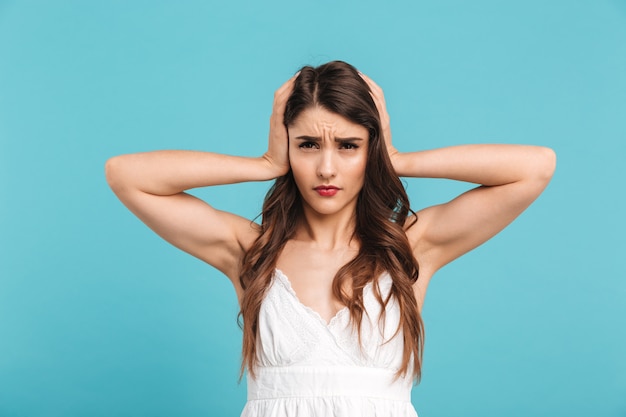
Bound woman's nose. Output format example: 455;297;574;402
317;149;337;179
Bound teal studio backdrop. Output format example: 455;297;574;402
1;0;624;416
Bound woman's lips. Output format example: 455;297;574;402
314;185;339;197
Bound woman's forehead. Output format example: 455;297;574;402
288;107;368;139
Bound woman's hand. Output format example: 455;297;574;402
262;74;297;177
360;73;400;167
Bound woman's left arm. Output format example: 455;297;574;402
362;74;556;273
396;144;556;271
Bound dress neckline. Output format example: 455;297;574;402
274;268;349;327
273;268;390;327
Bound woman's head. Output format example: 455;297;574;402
283;61;400;222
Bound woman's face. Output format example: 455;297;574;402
288;106;369;218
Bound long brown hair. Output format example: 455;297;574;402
239;61;424;381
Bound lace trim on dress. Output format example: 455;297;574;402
274;268;379;327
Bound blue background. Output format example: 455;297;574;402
1;1;625;416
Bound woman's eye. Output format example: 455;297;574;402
299;142;318;149
340;143;358;150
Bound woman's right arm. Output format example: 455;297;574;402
105;76;295;290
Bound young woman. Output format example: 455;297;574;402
105;61;556;416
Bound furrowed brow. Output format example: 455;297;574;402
294;136;364;142
335;137;364;142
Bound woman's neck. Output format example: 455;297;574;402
295;207;358;250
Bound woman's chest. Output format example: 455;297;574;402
276;245;357;324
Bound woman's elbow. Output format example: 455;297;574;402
104;155;130;193
533;146;557;183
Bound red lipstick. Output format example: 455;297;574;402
314;185;339;197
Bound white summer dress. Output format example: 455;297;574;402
240;269;418;417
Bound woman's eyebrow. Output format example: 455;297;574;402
335;137;364;142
